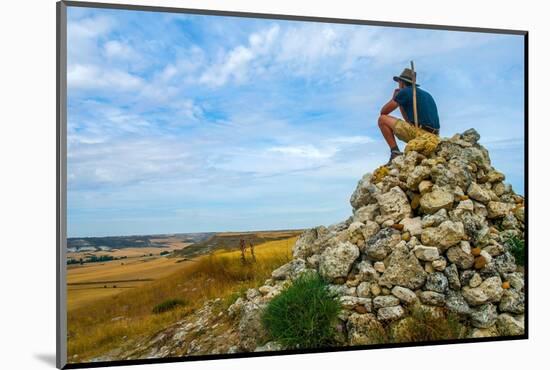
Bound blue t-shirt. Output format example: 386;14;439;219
394;86;440;129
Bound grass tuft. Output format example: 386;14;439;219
152;298;187;314
387;305;468;343
261;272;341;349
505;235;525;266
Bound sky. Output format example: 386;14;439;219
66;6;525;237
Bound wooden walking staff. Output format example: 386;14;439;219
410;60;419;128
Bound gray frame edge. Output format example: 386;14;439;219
57;1;68;369
62;0;527;35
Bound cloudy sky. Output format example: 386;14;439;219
66;6;525;237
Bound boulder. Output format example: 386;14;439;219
379;242;427;290
271;259;306;281
420;188;454;214
467;182;493;204
319;242;360;282
402;217;423;236
487;201;515;219
446;241;475;269
373;295;400;309
421;221;465;250
238;301;268;351
375;186;412;223
499;289;524;314
391;286;417;305
425;272;449;293
470;303;498;328
419;291;446;306
462;276;504;306
445;290;471;315
364;228;401;260
496;314;524;336
413;245;440;261
377;305;406;321
444;264;461;290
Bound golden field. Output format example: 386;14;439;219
67;235;297;362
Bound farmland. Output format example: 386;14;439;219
66;230;301;362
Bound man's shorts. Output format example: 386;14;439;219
394;119;424;143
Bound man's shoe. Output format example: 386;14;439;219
387;150;403;165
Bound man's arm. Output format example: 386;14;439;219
380;89;400;115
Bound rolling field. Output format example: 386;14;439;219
67;256;195;310
67;231;298;362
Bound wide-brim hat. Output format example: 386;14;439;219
393;67;420;86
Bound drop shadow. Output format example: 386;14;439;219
34;353;57;367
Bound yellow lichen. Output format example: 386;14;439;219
372;166;390;183
405;131;441;156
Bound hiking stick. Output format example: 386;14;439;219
410;60;419;128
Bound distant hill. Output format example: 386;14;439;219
172;230;304;258
67;233;213;251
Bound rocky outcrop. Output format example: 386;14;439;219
231;129;525;351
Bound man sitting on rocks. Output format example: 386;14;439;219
378;67;441;164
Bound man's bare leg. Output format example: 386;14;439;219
378;114;400;150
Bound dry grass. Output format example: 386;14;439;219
67;256;191;309
67;236;296;362
381;304;468;344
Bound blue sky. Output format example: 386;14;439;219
66;7;525;237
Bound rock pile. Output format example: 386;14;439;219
230;129;525;350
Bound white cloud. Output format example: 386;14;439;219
199;25;279;87
267;145;335;159
103;40;137;60
68;64;143;91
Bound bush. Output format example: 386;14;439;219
261;272;341;349
388;305;467;343
152;298;187;314
506;236;525;266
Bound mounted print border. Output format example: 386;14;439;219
57;1;528;368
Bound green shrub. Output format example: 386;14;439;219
506;236;525;266
152;298;187;314
261;272;341;349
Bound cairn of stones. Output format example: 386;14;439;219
230;129;525;351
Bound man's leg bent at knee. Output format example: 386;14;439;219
378;114;401;152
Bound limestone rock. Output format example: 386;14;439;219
379;242;427;290
413;245;440;261
496;314;524;336
271;259;306;281
499;289;524;314
402;217;423;236
375;186;412;223
419;291;446;306
467;182;493;204
377;305;406;321
425;272;449;293
445;290;471;315
391;286;417;305
446;241;475;269
373;295;400;309
238;301;268;351
470;303;498;328
365;228;401;261
487;201;515;219
319;242;360;282
421;221;465;250
462;276;504;306
420;188;454;214
444;264;461;290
